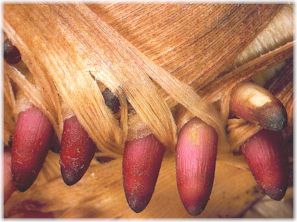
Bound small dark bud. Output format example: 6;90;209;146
102;88;120;113
4;39;21;64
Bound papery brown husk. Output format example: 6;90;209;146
3;4;293;218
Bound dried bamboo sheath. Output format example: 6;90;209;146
4;4;292;156
3;4;294;218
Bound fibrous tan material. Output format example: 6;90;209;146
4;4;291;156
3;4;294;218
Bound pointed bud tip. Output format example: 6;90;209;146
12;106;53;191
186;204;207;216
12;168;40;191
60;116;96;186
61;168;82;186
230;82;287;131
123;134;165;213
258;102;287;131
242;129;288;201
126;195;150;213
176;118;218;216
264;186;287;201
14;180;32;192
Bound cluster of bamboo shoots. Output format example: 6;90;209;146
4;37;292;216
4;3;292;219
